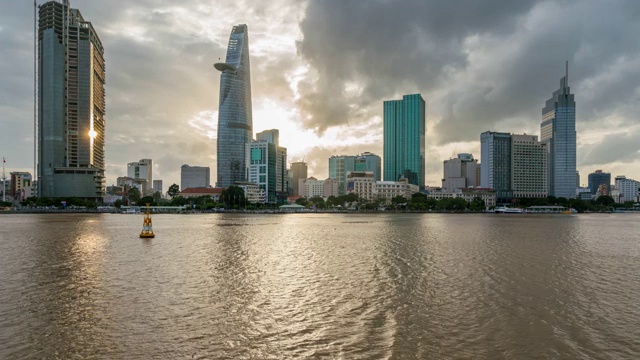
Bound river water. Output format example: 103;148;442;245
0;213;639;359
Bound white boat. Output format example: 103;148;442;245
494;206;524;214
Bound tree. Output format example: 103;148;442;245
309;196;326;209
153;191;163;204
469;197;486;211
167;183;180;198
596;195;615;207
126;187;141;205
138;196;155;206
295;197;310;207
114;199;123;208
221;185;246;208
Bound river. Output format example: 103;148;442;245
0;213;639;359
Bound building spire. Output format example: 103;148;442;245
565;60;568;87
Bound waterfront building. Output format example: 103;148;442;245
248;138;286;204
153;180;163;195
355;152;382;181
614;176;640;203
427;188;496;209
256;129;287;202
442;153;480;191
511;135;548;198
234;181;264;204
576;187;593;201
541;62;577;199
300;177;339;199
375;178;420;204
10;172;33;201
383;94;426;188
116;176;147;196
346;172;376;201
329;155;356;195
215;24;253;188
289;161;308;196
179;187;224;201
480;131;512;203
38;0;106;201
588;170;611;195
127;159;153;196
181;165;210;190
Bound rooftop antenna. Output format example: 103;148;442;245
565;60;569;87
34;0;38;196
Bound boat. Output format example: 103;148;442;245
139;204;155;238
494;206;524;214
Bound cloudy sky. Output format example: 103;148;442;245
1;0;639;189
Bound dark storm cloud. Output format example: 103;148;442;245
296;0;640;168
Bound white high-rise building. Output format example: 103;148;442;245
615;176;640;203
127;159;152;196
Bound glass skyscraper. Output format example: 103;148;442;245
540;62;576;199
383;94;426;188
480;131;513;203
38;1;105;200
215;24;253;188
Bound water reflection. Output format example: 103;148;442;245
0;213;639;359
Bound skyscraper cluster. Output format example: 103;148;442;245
480;63;576;202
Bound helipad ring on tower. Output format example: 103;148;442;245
214;63;236;72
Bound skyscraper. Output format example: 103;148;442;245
480;131;512;202
355;152;382;182
442;153;480;191
511;135;548;198
289;161;307;196
249;130;287;203
588;170;611;195
383;94;426;188
215;24;253;188
328;155;356;195
541;62;576;199
38;1;105;200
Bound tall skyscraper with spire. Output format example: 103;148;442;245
540;62;576;199
215;24;253;188
38;0;105;200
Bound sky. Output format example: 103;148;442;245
1;0;639;190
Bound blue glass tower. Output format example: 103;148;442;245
383;94;426;188
540;62;576;199
215;24;253;188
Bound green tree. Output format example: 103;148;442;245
167;183;180;198
469;197;486;211
114;199;123;208
595;195;615;207
309;196;326;209
221;185;246;208
138;196;155;206
126;187;141;205
295;197;310;207
153;191;163;204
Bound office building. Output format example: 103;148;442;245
10;172;33;201
181;165;210;190
116;176;147;195
481;131;512;202
614;176;640;203
442;153;480;191
588;170;611;195
38;1;106;200
383;94;426;187
215;24;253;188
299;177;339;199
511;135;548;198
541;62;577;199
355;152;382;181
289;161;307;196
329;155;356;195
153;180;163;194
127;159;152;196
248;130;287;203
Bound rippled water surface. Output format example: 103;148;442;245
1;213;639;359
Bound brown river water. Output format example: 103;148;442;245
0;213;639;359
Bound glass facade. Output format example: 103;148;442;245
328;155;356;195
588;170;611;195
480;131;512;203
383;94;425;188
540;63;576;199
38;1;105;200
215;24;253;188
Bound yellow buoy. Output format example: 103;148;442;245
139;203;155;238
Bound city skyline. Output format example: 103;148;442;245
2;1;640;190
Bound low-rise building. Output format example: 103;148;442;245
117;176;148;196
299;177;339;199
427;188;496;209
235;182;265;204
347;172;419;204
615;176;640;203
179;187;224;201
